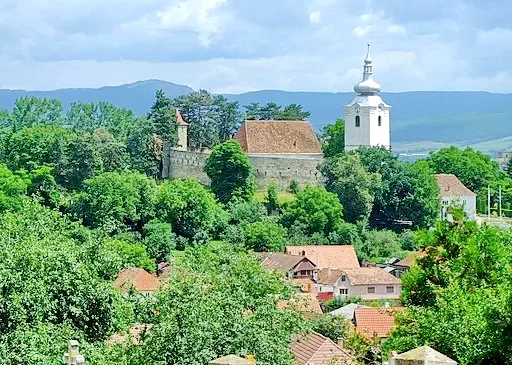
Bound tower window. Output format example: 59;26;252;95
355;115;360;127
378;116;382;126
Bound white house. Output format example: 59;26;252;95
435;174;477;221
316;267;401;301
344;44;391;151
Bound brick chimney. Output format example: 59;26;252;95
63;340;85;365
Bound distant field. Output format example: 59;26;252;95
255;190;296;204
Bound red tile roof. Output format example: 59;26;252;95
234;120;322;154
290;331;353;365
260;253;315;273
285;245;360;270
435;174;476;197
114;268;160;293
353;307;403;339
317;267;401;286
396;250;426;268
317;292;334;303
176;108;188;126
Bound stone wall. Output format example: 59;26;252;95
162;146;324;190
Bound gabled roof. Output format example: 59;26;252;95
260;253;316;272
209;355;255;365
279;293;323;316
234;120;322;154
353;307;403;339
176;108;188;126
435;174;476;197
392;345;457;364
114;268;160;293
285;245;360;270
329;303;370;321
290;331;353;365
317;267;401;286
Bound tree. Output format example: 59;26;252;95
282;186;343;236
156;178;224;240
148;90;177;144
173;90;219;149
5;125;73;171
93;128;130;172
56;133;102;190
126;118;162;177
9;96;63;131
114;242;305;365
322;153;380;223
384;221;512;364
142;220;177;262
265;183;280;214
260;102;281;120
244;102;261;120
355;229;406;263
205;140;255;204
75;171;157;232
308;314;351;342
243;220;287;252
214;95;242;141
276;104;311;121
320;119;345;158
103;238;156;273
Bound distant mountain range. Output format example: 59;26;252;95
1;80;511;154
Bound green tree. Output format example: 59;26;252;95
214;95;242;141
126;118;162;177
260;102;281;120
93;128;130;172
142;220;177;262
103;238;156;273
116;242;305;365
243;220;287;252
10;96;63;131
385;221;512;364
244;102;261;120
320;119;345;158
156;178;224;240
173;90;219;149
276;104;311;121
205;140;255;204
76;171;157;232
282;186;343;236
266;183;280;214
308;314;351;342
148;89;178;144
5;125;74;171
322;153;380;223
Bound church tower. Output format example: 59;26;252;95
344;44;391;151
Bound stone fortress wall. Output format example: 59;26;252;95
162;147;324;190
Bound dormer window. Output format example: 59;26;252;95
355;116;360;127
341;275;347;282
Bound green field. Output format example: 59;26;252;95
254;190;296;204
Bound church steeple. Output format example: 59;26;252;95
354;44;381;95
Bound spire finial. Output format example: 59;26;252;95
365;43;372;64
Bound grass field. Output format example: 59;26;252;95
254;190;296;204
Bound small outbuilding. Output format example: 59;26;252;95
389;345;457;365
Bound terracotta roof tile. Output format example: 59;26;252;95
209;355;255;364
353;307;403;339
285;245;360;270
279;293;323;315
234;120;322;154
396;250;426;268
260;253;314;272
107;323;153;345
176;108;188;126
435;174;476;197
291;278;317;294
290;331;353;365
114;268;160;293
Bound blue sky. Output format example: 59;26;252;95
0;0;510;93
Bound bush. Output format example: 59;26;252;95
142;220;177;262
226;198;267;225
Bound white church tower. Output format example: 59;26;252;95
344;44;391;151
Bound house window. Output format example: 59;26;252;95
442;200;449;206
341;275;347;282
367;287;375;294
355;116;360;127
378;116;382;126
339;288;348;295
386;286;394;293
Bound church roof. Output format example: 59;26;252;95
234;120;322;155
435;174;476;197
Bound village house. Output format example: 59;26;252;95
353;307;403;340
260;252;318;281
389;345;458;365
285;245;360;270
436;174;477;221
316;267;401;300
290;331;354;365
114;267;160;297
279;278;323;316
329;303;370;321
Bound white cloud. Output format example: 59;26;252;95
309;11;321;25
387;24;406;35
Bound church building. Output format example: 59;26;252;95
344;45;391;151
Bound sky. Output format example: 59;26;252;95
0;0;511;93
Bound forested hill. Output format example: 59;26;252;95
1;80;512;151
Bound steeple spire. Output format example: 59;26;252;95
354;43;381;95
